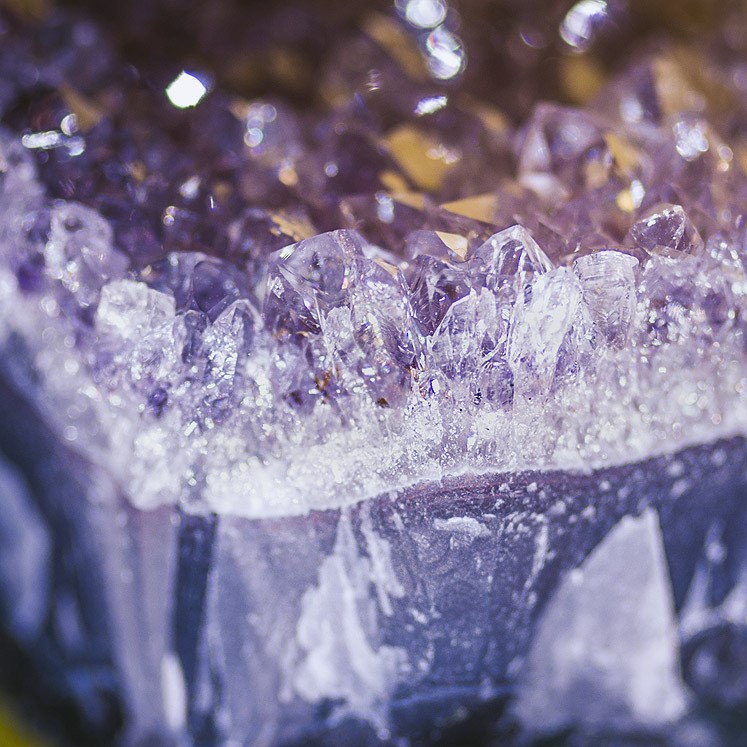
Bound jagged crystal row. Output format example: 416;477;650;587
1;6;747;520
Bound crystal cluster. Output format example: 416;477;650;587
2;5;747;513
1;1;747;745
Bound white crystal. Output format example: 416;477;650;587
507;267;583;398
434;516;491;540
573;250;638;348
46;202;128;307
96;279;176;341
161;651;188;731
287;512;408;733
514;508;688;733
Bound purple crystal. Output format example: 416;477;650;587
408;251;469;335
349;254;422;404
264;229;363;339
507;267;583;400
46;202;129;309
628;203;704;256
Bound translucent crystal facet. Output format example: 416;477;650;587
470;224;553;296
573;250;638;348
507;267;583;400
628;203;704;257
264;230;364;338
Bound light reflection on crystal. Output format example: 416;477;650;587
560;0;611;52
674;118;710;161
21;130;85;156
425;26;466;80
165;71;210;109
398;0;447;30
414;94;448;116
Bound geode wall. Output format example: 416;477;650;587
2;1;747;745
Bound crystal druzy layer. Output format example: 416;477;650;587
1;3;747;516
2;1;747;745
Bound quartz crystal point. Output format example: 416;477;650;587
573;250;637;347
628;203;704;257
265;230;364;339
470;225;553;296
1;2;747;747
408;251;470;336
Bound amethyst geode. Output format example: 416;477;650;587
1;1;747;745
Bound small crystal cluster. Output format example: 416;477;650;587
1;3;747;517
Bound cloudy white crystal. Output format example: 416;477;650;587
515;509;689;733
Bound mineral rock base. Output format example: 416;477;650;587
2;359;746;745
